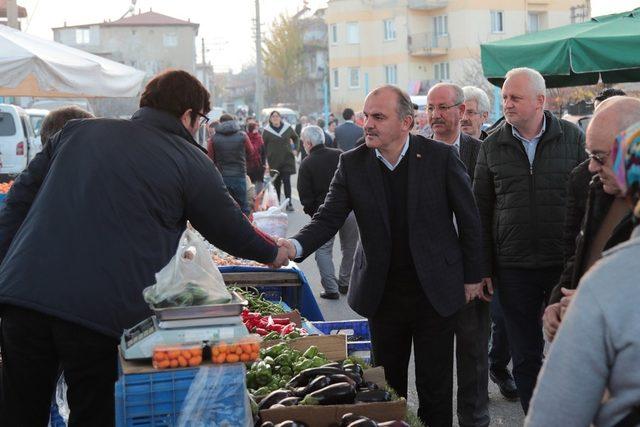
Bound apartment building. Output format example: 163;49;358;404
327;0;574;111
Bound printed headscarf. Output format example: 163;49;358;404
613;122;640;213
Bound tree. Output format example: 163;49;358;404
263;14;305;106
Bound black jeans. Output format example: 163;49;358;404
455;300;490;427
497;267;562;413
273;173;292;203
0;305;119;426
369;281;456;427
488;287;512;373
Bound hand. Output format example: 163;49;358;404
559;287;576;319
464;282;483;304
543;302;563;342
268;245;291;269
276;238;296;260
478;277;493;302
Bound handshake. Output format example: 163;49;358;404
268;238;297;269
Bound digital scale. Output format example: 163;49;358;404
120;291;249;360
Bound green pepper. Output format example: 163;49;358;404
279;378;287;388
285;331;301;340
294;359;314;374
282;374;292;382
255;363;272;386
274;353;292;367
311;356;327;367
280;366;293;376
254;386;270;396
263;331;280;341
263;356;275;366
303;346;319;359
246;371;258;390
266;343;288;358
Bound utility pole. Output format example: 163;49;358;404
254;0;264;119
7;0;19;30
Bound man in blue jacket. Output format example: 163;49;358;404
0;70;289;426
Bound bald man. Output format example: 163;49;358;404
543;96;640;342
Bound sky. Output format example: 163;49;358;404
16;0;640;73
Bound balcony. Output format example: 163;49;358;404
408;32;450;56
407;0;449;10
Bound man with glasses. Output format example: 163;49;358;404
461;86;491;141
473;67;586;413
427;82;490;427
543;96;640;342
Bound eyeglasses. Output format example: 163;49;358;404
427;103;461;114
196;112;209;127
463;109;481;117
585;149;609;166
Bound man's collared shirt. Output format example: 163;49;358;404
512;115;546;166
433;132;461;154
375;135;410;171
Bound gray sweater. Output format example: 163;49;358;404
526;226;640;427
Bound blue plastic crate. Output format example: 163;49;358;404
115;365;245;427
311;320;372;364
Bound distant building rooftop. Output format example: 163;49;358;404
52;10;198;30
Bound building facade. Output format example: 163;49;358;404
327;0;574;111
52;10;198;79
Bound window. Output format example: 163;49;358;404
349;67;360;88
0;112;17;136
384;65;397;85
346;22;359;44
75;28;90;44
330;24;338;44
433;15;448;37
383;19;396;41
491;10;504;33
163;33;178;47
528;12;540;33
434;62;450;80
332;68;340;89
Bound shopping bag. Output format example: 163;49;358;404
143;229;231;308
253;199;289;238
259;180;280;211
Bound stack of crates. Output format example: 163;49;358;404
114;364;247;426
311;319;371;364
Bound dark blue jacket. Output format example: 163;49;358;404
0;107;277;338
334;122;364;152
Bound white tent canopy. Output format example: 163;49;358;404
0;25;145;98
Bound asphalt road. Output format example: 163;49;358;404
284;174;525;427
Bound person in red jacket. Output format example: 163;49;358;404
246;119;266;194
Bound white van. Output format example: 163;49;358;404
0;104;40;179
26;108;49;141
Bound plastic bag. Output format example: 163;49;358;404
48;375;68;427
177;365;252;427
143;229;231;308
253;199;289;238
259;180;280;211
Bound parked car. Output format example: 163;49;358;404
0;104;40;181
26;108;49;140
562;113;592;132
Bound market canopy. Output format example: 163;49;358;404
481;8;640;88
0;24;145;98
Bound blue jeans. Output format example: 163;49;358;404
497;266;562;413
488;288;512;373
222;176;248;215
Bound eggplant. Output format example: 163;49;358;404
294;375;332;397
277;396;301;407
299;382;356;405
258;389;293;410
354;389;391;403
377;422;409;427
342;363;364;378
287;366;354;388
347;420;378;427
274;422;309;427
260;423;275;427
322;361;342;369
328;374;356;386
340;413;374;427
357;381;379;392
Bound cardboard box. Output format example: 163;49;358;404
272;309;302;327
261;334;347;362
260;365;407;426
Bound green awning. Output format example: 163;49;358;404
481;8;640;87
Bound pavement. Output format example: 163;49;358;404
282;174;526;427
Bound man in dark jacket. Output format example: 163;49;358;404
280;85;484;427
0;70;288;426
208;114;255;214
334;108;364;151
473;67;586;413
428;82;490;427
297;125;358;300
543;96;640;341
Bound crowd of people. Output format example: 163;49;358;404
1;64;639;427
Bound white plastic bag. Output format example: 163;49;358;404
143;229;231;308
259;180;280;211
177;365;252;427
252;199;289;238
